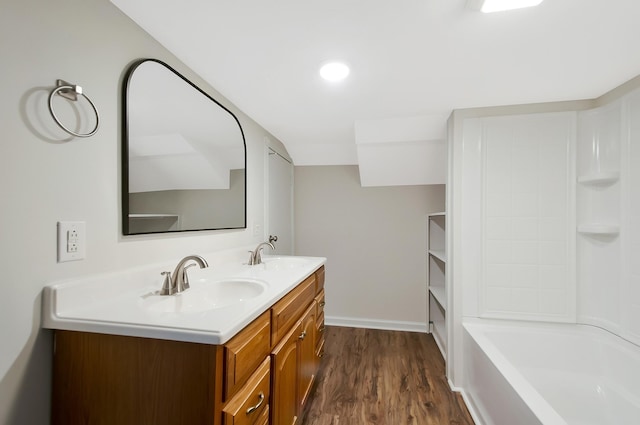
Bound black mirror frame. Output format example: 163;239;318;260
121;58;247;235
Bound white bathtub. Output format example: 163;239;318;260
462;319;640;425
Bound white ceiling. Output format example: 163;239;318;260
111;0;640;170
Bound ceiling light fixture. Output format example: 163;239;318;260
319;62;350;82
467;0;544;13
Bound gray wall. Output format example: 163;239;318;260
0;1;285;423
294;165;445;329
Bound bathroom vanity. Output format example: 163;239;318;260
43;255;326;425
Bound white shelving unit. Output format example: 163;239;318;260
427;212;447;358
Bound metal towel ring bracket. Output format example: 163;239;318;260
48;79;100;138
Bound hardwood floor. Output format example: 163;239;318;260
303;326;474;425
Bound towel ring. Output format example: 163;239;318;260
48;80;100;138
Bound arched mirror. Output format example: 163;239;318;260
122;59;246;235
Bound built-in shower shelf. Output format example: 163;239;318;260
577;224;620;235
577;172;619;185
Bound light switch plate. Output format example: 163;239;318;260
57;221;86;262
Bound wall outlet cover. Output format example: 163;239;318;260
57;221;86;262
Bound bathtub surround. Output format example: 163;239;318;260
449;76;640;422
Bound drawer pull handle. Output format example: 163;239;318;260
319;326;326;333
318;351;325;358
246;391;265;415
298;330;307;340
319;301;326;307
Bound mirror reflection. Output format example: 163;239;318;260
122;59;246;235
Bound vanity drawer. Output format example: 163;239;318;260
315;266;325;294
271;274;315;343
225;310;271;399
223;356;271;425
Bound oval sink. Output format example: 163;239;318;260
261;256;310;271
140;278;267;313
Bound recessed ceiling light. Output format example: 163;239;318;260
467;0;544;13
319;62;350;82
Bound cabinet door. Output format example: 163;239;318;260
297;303;316;411
271;322;301;425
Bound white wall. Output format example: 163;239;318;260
294;165;445;331
0;0;287;423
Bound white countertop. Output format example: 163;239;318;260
42;255;326;345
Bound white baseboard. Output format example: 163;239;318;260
457;388;486;425
325;315;428;333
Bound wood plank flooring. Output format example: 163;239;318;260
303;326;475;425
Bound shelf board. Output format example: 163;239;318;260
129;214;179;220
429;286;446;310
577;224;620;235
428;212;446;218
577;172;619;185
428;249;446;263
430;320;447;358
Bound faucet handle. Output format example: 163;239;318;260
159;271;174;295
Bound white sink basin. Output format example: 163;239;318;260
261;256;311;271
140;278;268;313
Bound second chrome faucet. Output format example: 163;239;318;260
248;241;275;265
160;255;209;295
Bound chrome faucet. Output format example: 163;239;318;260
248;241;275;265
159;255;209;295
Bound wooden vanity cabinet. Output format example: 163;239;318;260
51;265;326;425
51;331;224;425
